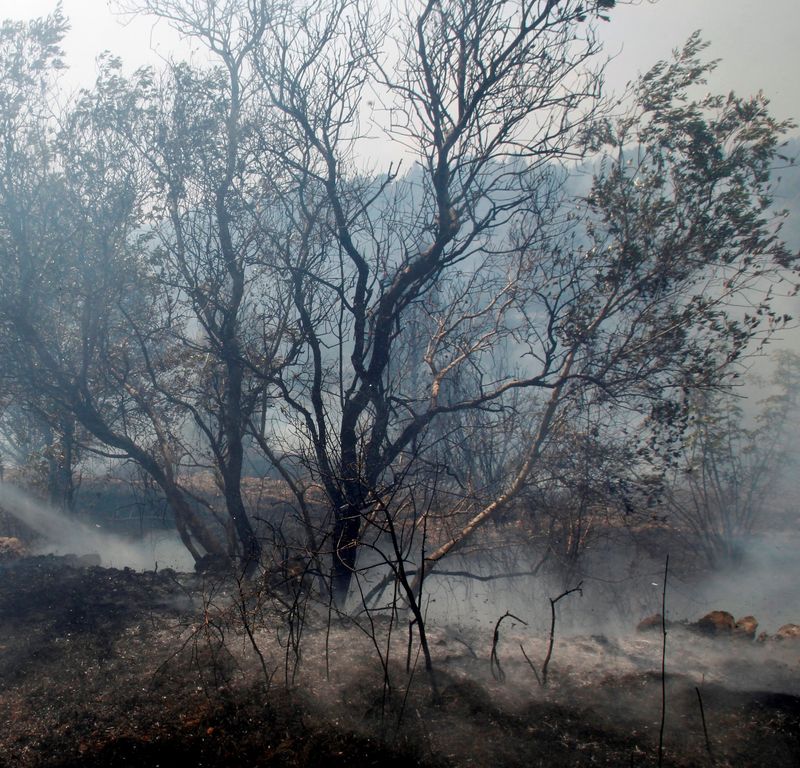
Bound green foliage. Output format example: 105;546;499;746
578;34;797;439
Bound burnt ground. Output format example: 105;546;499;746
0;557;798;767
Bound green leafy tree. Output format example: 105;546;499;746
0;9;225;559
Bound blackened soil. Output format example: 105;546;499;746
0;557;798;767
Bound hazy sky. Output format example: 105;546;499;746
2;0;798;125
600;0;799;124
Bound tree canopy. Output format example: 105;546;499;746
0;1;796;607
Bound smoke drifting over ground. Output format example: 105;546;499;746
0;482;193;571
356;525;800;643
1;501;799;766
3;476;798;643
663;533;800;635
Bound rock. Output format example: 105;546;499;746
695;610;735;637
774;624;800;642
0;536;28;561
733;615;758;641
637;613;666;632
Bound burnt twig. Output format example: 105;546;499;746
490;611;528;682
541;581;583;687
696;685;713;761
519;642;542;686
658;554;669;767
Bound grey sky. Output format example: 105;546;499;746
599;0;799;124
2;1;797;125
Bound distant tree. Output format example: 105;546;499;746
661;351;800;568
0;9;225;559
0;398;82;512
0;9;88;511
103;0;318;567
516;406;651;577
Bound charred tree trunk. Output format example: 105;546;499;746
164;483;226;562
214;292;261;568
68;388;226;563
220;457;261;567
331;502;362;604
44;419;77;513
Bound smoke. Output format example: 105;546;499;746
357;526;800;641
2;476;797;635
663;532;800;634
0;482;194;571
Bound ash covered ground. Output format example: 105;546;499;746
1;555;799;767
